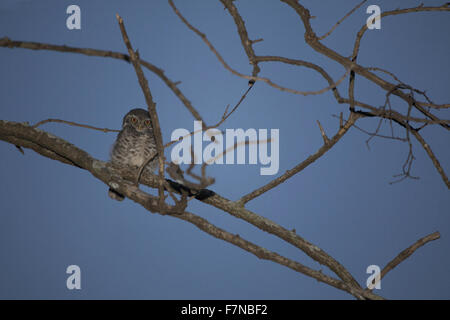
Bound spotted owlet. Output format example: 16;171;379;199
108;108;215;202
108;108;158;201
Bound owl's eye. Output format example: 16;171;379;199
130;117;137;123
144;119;151;127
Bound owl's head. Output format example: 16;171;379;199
122;108;153;133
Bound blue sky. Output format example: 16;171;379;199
0;0;449;299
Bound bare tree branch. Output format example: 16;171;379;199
168;0;349;96
410;129;449;188
219;0;261;77
318;0;368;40
116;14;167;207
367;231;441;290
0;37;205;126
281;0;450;130
0;119;384;300
1;1;446;299
238;112;361;204
33;118;120;133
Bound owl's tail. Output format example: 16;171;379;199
165;179;215;201
107;179;215;202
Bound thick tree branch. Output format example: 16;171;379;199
0;120;367;295
175;211;377;299
0;119;385;300
1;1;446;299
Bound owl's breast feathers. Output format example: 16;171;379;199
109;123;215;201
110;126;157;170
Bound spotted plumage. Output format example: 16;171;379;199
108;108;158;201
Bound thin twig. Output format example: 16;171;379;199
318;0;367;40
0;37;206;126
367;67;404;84
410;129;450;188
163;84;254;149
33;118;120;133
212;83;254;129
367;231;441;290
316;120;330;144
